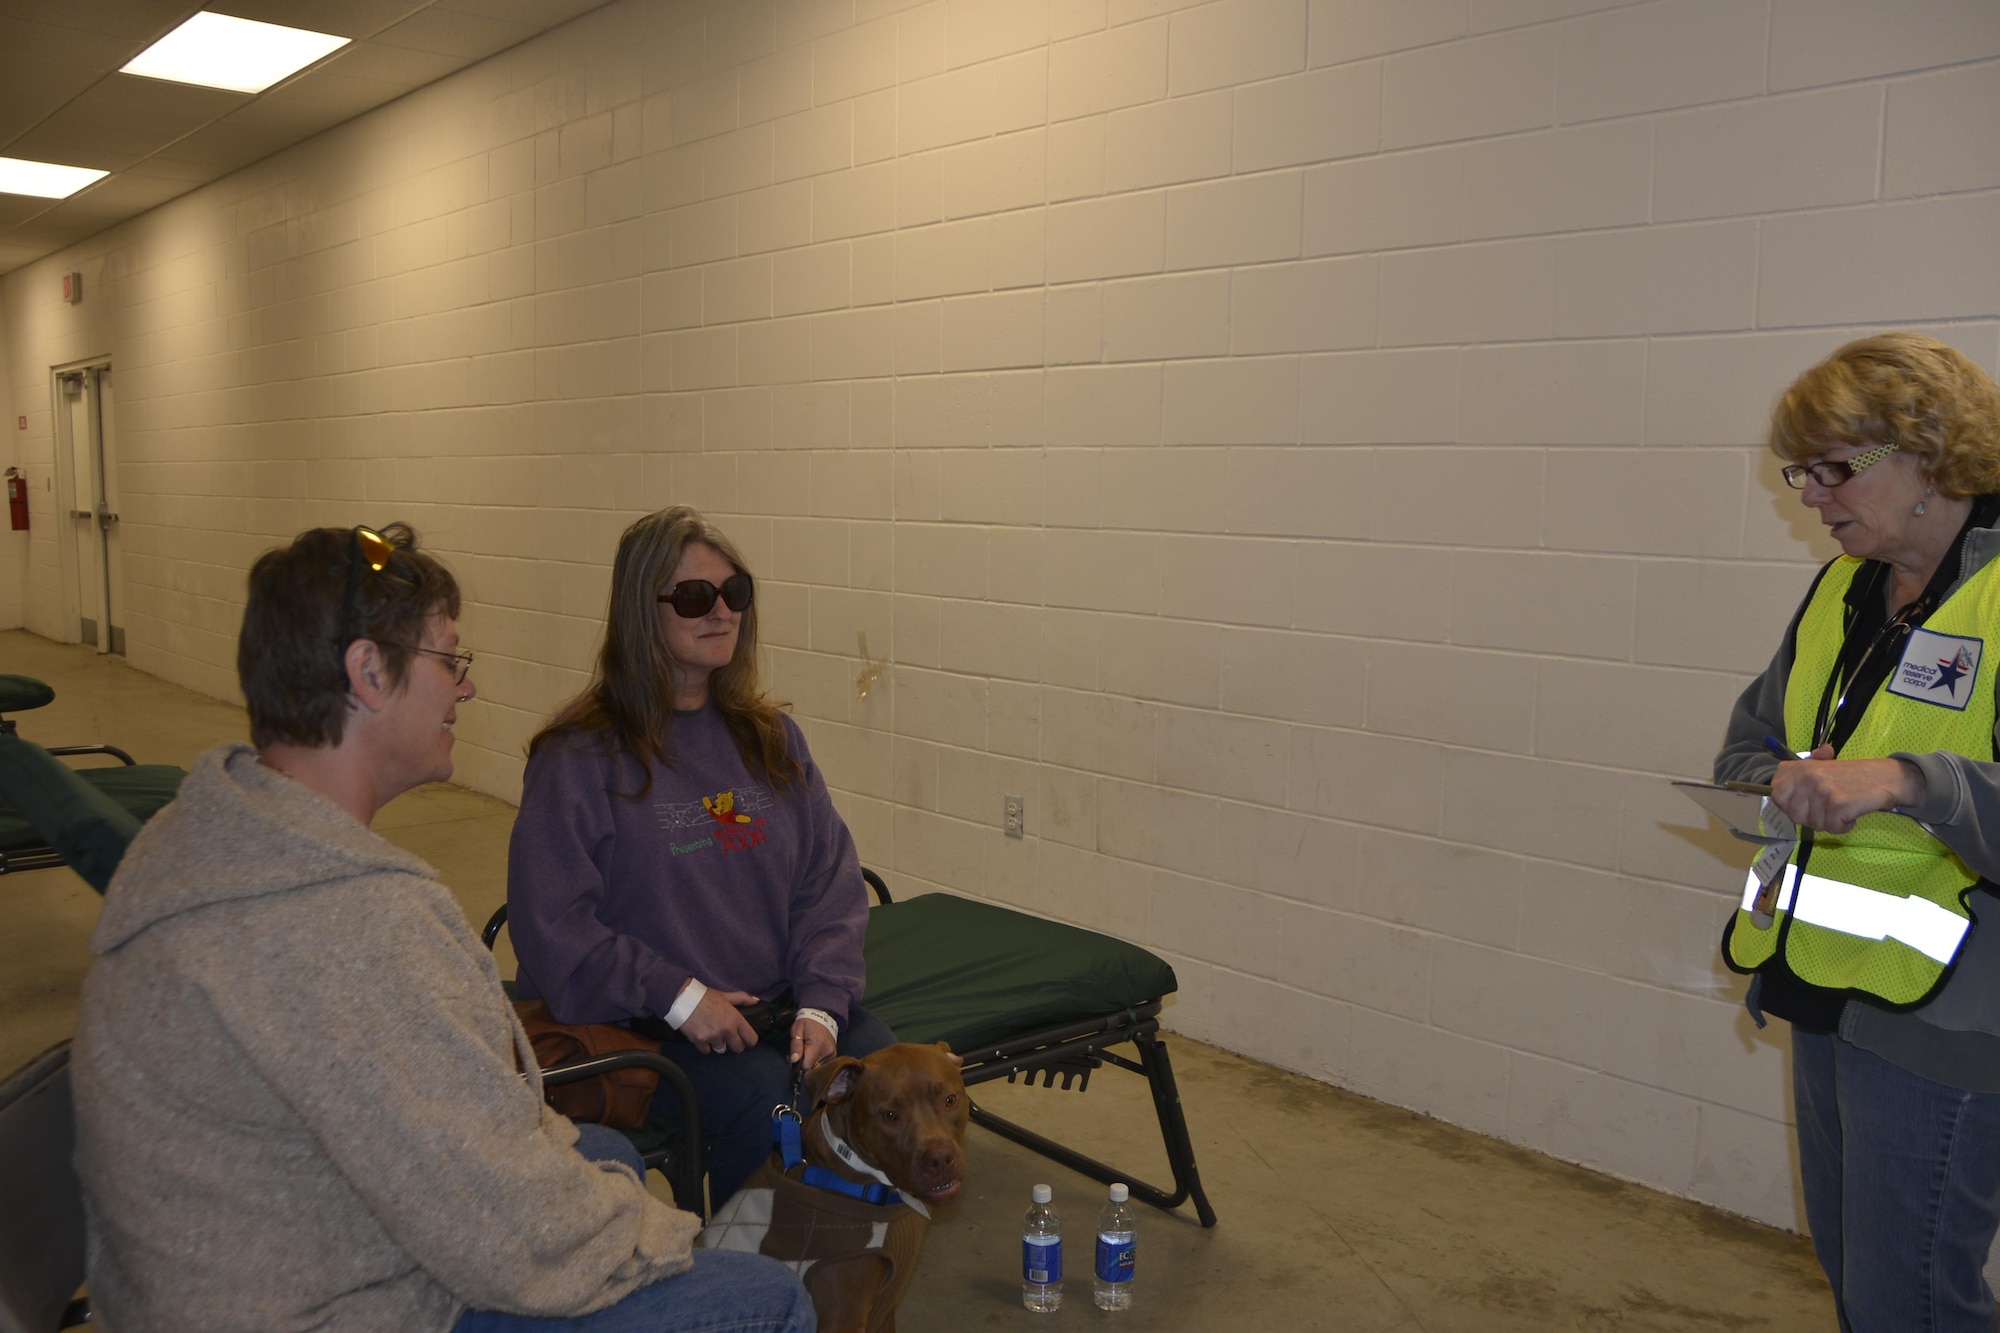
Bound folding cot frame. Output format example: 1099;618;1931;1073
0;674;184;883
0;737;144;877
857;870;1217;1229
951;1002;1215;1228
491;873;1217;1230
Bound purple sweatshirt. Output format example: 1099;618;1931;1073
506;705;867;1027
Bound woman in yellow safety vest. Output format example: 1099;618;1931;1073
1716;333;2000;1333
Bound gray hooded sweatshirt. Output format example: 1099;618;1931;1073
72;743;700;1332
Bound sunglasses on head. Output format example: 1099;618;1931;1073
338;526;473;687
339;525;396;652
657;572;753;619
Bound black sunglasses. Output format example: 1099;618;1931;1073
657;573;753;619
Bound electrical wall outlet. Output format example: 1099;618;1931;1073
1003;794;1024;839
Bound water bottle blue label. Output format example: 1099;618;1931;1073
1023;1238;1061;1284
1095;1235;1135;1283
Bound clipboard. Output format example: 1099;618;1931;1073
1670;780;1776;844
1671;779;1793;928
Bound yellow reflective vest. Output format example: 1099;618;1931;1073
1725;554;1997;1007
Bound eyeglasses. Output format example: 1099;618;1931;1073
657;573;753;619
383;644;475;686
1782;441;1898;490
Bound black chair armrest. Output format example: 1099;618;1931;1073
482;903;508;950
536;1051;704;1215
861;866;891;904
46;744;138;766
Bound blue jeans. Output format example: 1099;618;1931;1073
1793;1029;2000;1332
649;1005;897;1208
453;1125;814;1333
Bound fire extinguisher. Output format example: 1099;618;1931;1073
6;468;27;532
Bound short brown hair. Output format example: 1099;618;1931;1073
1771;332;2000;498
238;523;462;749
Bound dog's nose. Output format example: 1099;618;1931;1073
924;1145;959;1177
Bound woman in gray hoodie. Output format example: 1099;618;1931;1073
71;523;814;1333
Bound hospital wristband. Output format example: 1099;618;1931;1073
797;1007;838;1042
663;978;707;1030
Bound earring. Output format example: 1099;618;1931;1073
1915;488;1931;517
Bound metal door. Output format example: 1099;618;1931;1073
57;363;122;654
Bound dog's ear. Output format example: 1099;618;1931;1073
808;1055;865;1107
935;1040;964;1067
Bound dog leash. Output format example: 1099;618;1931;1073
770;1059;808;1164
770;1058;902;1208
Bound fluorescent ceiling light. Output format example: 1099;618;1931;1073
0;157;109;199
121;11;350;94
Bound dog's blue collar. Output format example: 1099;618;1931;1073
768;1106;921;1214
802;1163;900;1207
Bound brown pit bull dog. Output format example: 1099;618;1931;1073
700;1041;970;1333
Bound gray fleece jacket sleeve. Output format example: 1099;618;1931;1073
1714;596;1805;790
1892;749;2000;881
221;880;699;1317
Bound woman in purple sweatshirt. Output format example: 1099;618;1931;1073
507;505;894;1205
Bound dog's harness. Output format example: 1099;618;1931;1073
772;1061;914;1211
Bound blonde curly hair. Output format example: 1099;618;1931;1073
1770;333;2000;498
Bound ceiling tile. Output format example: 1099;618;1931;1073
327;39;465;88
0;195;51;228
252;67;414;125
142;130;265;171
26;176;176;228
375;6;539;59
446;0;609;29
209;0;430;41
122;155;217;184
84;74;251;123
0;15;164;69
0;0;190;40
0;93;95;148
32;76;247;149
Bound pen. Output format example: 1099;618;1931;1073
1763;736;1797;762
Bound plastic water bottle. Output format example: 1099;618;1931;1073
1093;1182;1136;1310
1022;1184;1062;1311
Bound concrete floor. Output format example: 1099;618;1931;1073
2;628;1835;1330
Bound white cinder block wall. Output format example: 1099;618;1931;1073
6;0;2000;1231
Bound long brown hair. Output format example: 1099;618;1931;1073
529;506;802;794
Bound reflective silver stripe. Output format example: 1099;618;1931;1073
1787;870;1969;963
1741;867;1968;962
1741;866;1796;914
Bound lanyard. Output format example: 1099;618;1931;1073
1808;564;1934;752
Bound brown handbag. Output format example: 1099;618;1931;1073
512;999;662;1130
